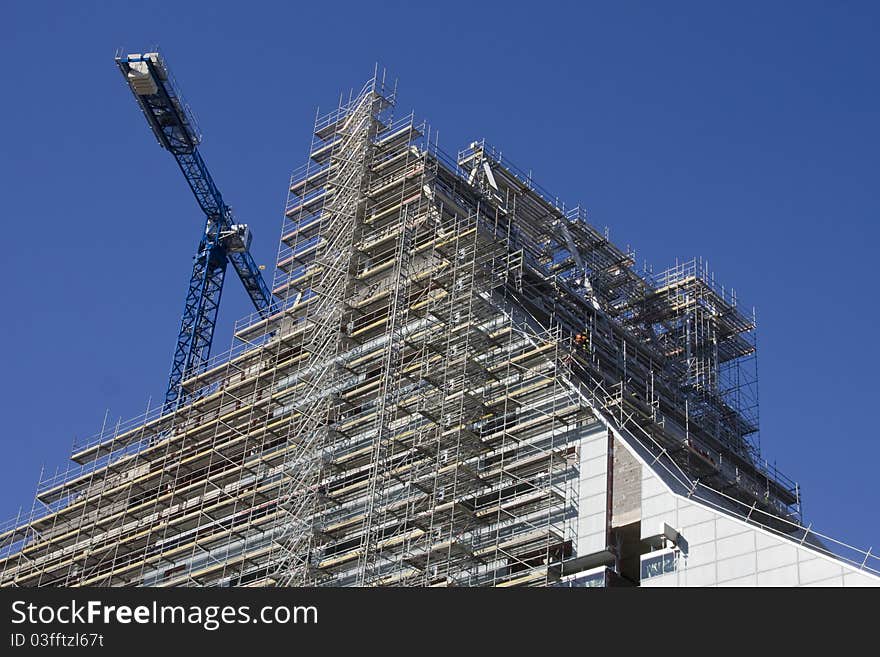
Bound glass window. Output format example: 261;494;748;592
554;569;607;587
641;550;678;580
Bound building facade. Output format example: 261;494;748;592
1;75;877;587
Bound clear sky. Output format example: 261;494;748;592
2;1;878;555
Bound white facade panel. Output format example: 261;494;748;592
757;543;799;572
682;540;716;568
756;530;786;550
680;519;716;547
580;491;605;510
843;572;880;587
642;572;677;587
579;511;606;537
580;435;607;460
718;574;758;586
715;516;753;540
717;552;757;582
798;556;844;584
676;503;716;528
642;493;675;521
577;533;606;555
756;564;799;586
803;576;845;587
640;472;667;498
580;473;607;498
678;562;716;587
716;532;757;561
575;424;608;558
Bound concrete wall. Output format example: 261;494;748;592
611;436;641;528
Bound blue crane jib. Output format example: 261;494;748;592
116;52;278;409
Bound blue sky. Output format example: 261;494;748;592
2;1;878;555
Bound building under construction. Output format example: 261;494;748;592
1;69;877;587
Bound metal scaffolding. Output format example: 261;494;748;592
3;72;862;588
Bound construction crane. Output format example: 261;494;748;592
115;51;277;409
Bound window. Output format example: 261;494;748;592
555;568;606;588
640;549;678;581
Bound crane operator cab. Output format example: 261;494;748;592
222;224;253;253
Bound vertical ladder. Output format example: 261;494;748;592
270;83;382;586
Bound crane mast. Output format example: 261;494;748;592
115;52;277;408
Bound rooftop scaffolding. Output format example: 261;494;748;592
1;73;875;588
